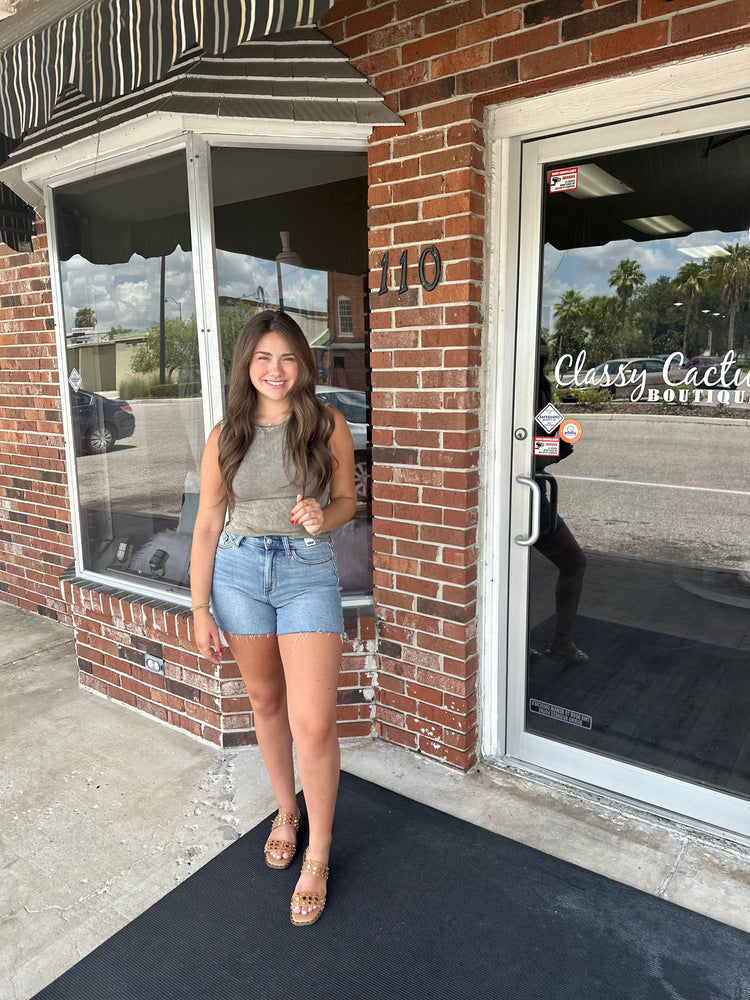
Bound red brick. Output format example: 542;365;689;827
399;76;458;112
375;721;419;750
562;0;637;41
590;20;668;60
432;41;492;79
391;174;444;202
641;0;708;15
402;29;457;65
458;9;521;45
520;40;589;80
392;130;445;159
373;61;430;95
345;3;396;39
524;0;586;26
420;97;477;129
672;0;750;40
370;161;419;189
424;0;483;33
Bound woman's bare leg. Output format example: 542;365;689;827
278;631;342;915
227;633;299;861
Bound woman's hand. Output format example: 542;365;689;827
194;608;223;665
291;493;326;535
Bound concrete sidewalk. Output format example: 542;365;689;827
2;602;749;999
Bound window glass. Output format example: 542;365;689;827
210;146;371;600
54;151;202;593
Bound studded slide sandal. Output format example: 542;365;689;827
264;811;301;870
290;851;329;927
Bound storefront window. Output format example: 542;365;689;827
52;143;372;602
210;146;372;601
54;151;203;593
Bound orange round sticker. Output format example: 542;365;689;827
559;419;582;444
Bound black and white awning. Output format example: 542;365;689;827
0;0;335;139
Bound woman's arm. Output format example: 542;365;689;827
190;423;228;664
291;405;357;535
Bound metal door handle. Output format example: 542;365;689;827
515;474;541;546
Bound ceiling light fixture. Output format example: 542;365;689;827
677;245;731;259
623;215;691;236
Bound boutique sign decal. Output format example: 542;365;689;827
555;351;750;404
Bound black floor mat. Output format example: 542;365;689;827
33;772;750;1000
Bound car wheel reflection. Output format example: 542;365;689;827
354;458;369;502
88;423;117;453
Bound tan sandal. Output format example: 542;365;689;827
290;850;329;926
264;812;301;869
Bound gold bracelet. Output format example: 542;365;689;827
190;602;210;612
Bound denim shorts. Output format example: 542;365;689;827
211;531;344;637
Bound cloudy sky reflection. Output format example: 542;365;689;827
542;228;749;322
60;249;328;333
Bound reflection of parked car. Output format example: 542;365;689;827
592;357;669;398
70;388;135;454
651;354;684;366
685;356;740;377
315;386;369;501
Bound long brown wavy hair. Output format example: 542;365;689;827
218;310;334;510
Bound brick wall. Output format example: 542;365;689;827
0;224;74;622
320;0;748;769
64;572;376;747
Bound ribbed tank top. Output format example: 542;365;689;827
224;420;331;540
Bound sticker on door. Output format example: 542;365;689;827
529;698;592;730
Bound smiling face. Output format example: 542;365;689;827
248;330;299;408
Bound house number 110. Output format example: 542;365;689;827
378;245;442;295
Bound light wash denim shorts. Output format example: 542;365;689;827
211;531;344;637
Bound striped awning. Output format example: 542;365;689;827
0;130;34;251
0;0;335;139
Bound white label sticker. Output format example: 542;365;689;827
534;436;560;457
530;699;592;730
535;402;564;434
549;167;578;193
68;368;82;392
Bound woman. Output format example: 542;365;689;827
190;310;356;927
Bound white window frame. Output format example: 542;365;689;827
32;119;371;605
482;49;750;838
337;294;354;337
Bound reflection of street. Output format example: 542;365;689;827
76;398;204;518
549;413;750;569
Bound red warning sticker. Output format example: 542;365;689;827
534;436;561;457
549;167;578;193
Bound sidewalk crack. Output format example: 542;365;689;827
1;638;75;669
656;838;689;897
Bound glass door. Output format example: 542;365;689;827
507;103;750;835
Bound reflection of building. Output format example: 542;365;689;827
67;335;146;393
2;0;750;860
327;272;367;392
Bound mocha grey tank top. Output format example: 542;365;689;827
224;420;331;539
